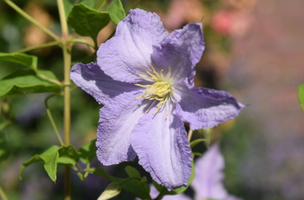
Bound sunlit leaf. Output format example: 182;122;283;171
40;146;60;182
79;139;97;165
20;145;82;182
20;145;60;182
68;3;110;41
298;84;304;112
98;182;121;200
105;0;126;25
0;53;37;70
0;70;61;97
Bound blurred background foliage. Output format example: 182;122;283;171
0;0;304;200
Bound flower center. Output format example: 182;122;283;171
135;66;176;115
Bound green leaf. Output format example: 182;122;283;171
298;84;304;112
79;139;97;165
20;145;60;181
85;167;150;199
0;133;10;162
40;146;60;182
63;0;99;19
153;160;195;195
105;0;126;25
85;168;118;182
20;145;81;182
58;145;81;163
0;70;61;97
98;182;121;200
68;3;110;41
0;53;37;70
125;166;141;178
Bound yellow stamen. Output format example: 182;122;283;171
135;66;175;115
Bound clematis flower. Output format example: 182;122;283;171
70;9;243;190
191;144;243;200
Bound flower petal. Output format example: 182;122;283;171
131;105;192;190
152;22;205;87
70;62;138;105
192;144;226;199
174;86;244;130
96;90;147;165
192;144;243;200
97;9;168;83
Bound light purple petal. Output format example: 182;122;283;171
131;105;192;190
152;22;205;87
174;86;244;130
97;9;168;83
70;62;138;105
192;144;226;199
96;90;147;165
192;144;243;200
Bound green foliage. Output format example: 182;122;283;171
0;53;61;97
68;3;110;41
121;166;150;199
298;84;304;112
20;145;82;182
98;182;121;200
79;139;97;165
105;0;126;25
85;166;151;199
0;70;61;97
0;53;37;70
153;161;195;195
125;165;141;178
0;133;10;162
63;0;100;18
68;0;126;42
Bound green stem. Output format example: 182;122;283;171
71;39;95;48
72;165;84;181
12;41;62;53
45;95;64;146
0;186;8;200
57;0;71;199
35;70;62;86
187;128;193;142
94;0;106;10
4;0;58;41
154;188;167;200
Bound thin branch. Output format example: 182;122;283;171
72;39;95;48
154;188;167;200
45;95;64;146
12;41;62;53
187;128;193;142
4;0;58;41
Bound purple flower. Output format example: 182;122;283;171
191;144;243;200
70;9;243;190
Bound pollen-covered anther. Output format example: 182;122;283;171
135;66;175;114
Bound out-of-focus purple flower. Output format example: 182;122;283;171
192;144;243;200
70;9;243;190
